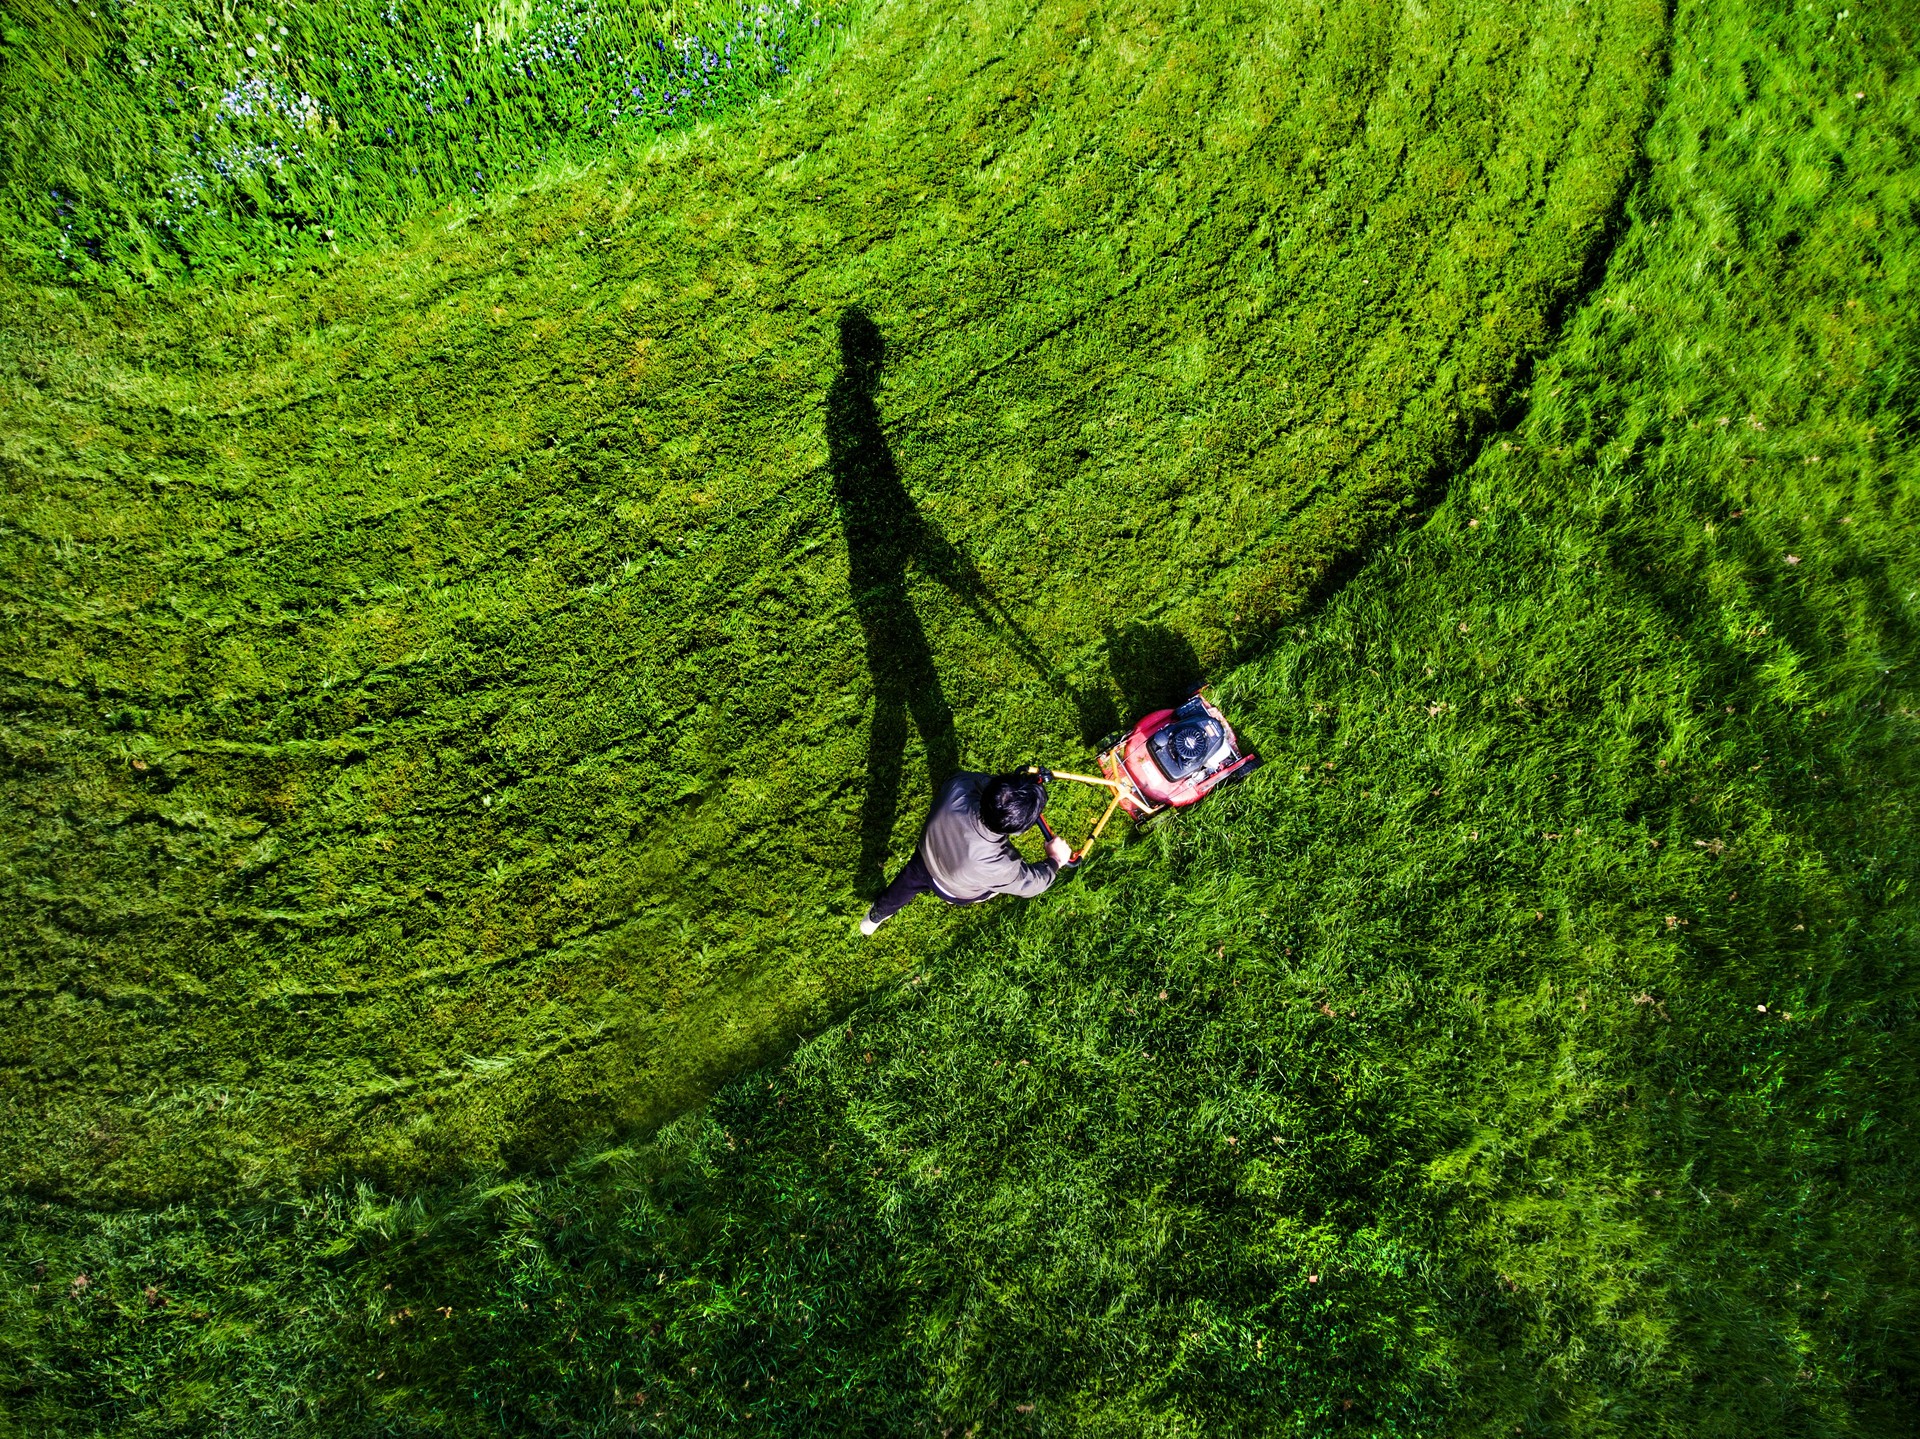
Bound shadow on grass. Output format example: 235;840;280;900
1065;621;1209;746
1107;621;1205;719
827;307;977;894
829;305;1171;889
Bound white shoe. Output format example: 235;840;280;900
859;913;883;936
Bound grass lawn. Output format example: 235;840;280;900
2;0;1663;1197
3;0;1918;1433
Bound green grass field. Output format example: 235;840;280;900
3;0;1918;1432
3;0;1666;1197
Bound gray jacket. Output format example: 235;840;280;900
921;772;1058;903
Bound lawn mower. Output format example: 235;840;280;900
1028;690;1260;865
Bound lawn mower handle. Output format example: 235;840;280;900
1036;815;1079;868
1023;763;1128;866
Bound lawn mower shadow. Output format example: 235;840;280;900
1066;623;1208;747
1106;621;1206;727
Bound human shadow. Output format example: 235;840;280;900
826;308;963;893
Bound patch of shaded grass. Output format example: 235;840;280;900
3;0;1913;1432
0;0;1666;1198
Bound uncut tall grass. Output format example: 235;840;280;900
0;0;848;281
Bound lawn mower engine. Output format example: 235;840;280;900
1101;692;1260;820
1028;691;1259;865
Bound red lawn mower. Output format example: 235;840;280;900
1030;691;1260;864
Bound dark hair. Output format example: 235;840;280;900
981;773;1045;835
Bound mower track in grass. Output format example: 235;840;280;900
0;0;1665;1199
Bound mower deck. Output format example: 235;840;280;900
1037;691;1260;862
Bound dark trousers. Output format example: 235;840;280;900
870;849;976;923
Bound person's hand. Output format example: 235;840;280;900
1044;832;1072;866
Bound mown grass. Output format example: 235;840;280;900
4;0;1915;1433
0;0;1666;1198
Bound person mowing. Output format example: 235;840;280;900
860;770;1072;934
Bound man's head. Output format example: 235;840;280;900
981;772;1046;835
